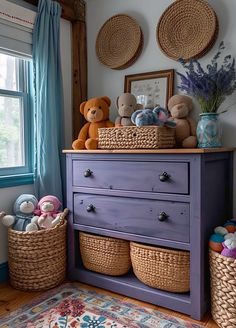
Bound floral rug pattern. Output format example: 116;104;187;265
0;283;203;328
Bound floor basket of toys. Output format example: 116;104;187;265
1;194;68;291
209;221;236;328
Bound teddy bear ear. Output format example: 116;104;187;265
80;101;87;114
101;96;111;107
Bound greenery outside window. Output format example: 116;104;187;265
0;52;33;188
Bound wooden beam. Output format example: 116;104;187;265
23;0;85;23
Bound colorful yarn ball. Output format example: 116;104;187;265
209;233;224;253
223;221;236;233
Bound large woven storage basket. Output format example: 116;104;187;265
98;126;175;149
130;242;190;293
209;250;236;328
79;232;131;276
8;209;68;291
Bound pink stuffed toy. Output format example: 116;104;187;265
36;195;62;229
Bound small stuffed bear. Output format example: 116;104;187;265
72;96;114;150
131;106;176;128
168;95;197;148
36;195;62;229
115;93;142;127
1;194;39;231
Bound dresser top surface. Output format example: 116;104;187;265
63;147;235;154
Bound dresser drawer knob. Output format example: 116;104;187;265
159;172;170;182
158;212;168;221
84;169;93;177
86;204;95;212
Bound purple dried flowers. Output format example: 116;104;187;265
177;42;236;113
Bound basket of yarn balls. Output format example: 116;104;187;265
209;219;236;328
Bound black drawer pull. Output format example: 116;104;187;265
158;212;168;221
159;172;170;182
84;169;93;177
86;204;95;212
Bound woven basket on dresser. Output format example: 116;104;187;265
79;232;131;276
8;209;68;291
130;242;190;293
98;126;175;149
209;250;236;328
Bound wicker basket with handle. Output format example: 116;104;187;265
209;250;236;328
98;126;175;149
8;208;68;291
130;242;190;293
79;232;131;276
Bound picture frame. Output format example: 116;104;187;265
124;69;174;109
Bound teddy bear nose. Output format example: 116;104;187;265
91;110;96;114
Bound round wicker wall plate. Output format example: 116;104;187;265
96;14;143;69
157;0;218;61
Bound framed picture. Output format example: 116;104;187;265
124;69;174;109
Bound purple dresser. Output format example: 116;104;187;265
64;148;234;320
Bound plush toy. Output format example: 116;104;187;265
36;195;62;229
1;194;39;231
115;93;142;127
168;95;197;148
131;106;176;128
72;96;114;150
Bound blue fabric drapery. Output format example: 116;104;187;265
32;0;64;201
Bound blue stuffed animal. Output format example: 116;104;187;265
1;194;39;231
131;106;176;128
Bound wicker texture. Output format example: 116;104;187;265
157;0;218;61
8;209;68;291
98;126;175;149
209;250;236;328
96;14;143;69
79;232;131;276
130;242;190;293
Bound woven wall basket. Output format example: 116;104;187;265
209;250;236;328
130;242;190;293
157;0;218;61
8;209;68;291
79;232;131;276
96;14;143;69
98;126;175;149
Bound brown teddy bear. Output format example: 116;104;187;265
168;95;197;148
115;93;142;127
72;96;114;150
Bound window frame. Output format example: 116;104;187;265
0;54;33;188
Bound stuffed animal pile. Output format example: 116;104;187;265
71;92;199;150
209;219;236;259
0;194;64;232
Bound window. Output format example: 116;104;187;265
0;52;33;187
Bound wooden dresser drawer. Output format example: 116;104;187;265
72;160;189;194
73;193;190;243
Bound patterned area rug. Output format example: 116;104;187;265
0;283;203;328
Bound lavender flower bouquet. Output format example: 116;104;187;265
177;42;236;113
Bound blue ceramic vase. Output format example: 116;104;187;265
196;113;222;148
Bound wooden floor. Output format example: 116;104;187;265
0;281;218;327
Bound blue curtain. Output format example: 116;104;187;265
32;0;64;201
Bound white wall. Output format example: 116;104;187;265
86;0;236;211
0;17;72;264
